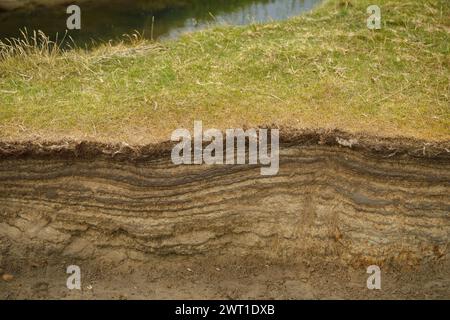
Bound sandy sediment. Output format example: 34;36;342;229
0;130;448;270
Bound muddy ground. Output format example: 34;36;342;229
1;256;450;299
0;130;449;299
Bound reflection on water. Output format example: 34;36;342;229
0;0;322;46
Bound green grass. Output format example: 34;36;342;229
0;0;449;143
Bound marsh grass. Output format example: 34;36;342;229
0;29;70;61
0;0;449;143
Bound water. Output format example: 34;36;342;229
0;0;322;47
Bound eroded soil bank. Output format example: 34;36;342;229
0;130;449;299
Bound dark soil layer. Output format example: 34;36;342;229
1;129;449;160
0;130;449;299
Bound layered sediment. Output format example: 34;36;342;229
0;131;449;268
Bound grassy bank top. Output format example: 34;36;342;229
0;0;449;144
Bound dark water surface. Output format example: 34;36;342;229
0;0;322;46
